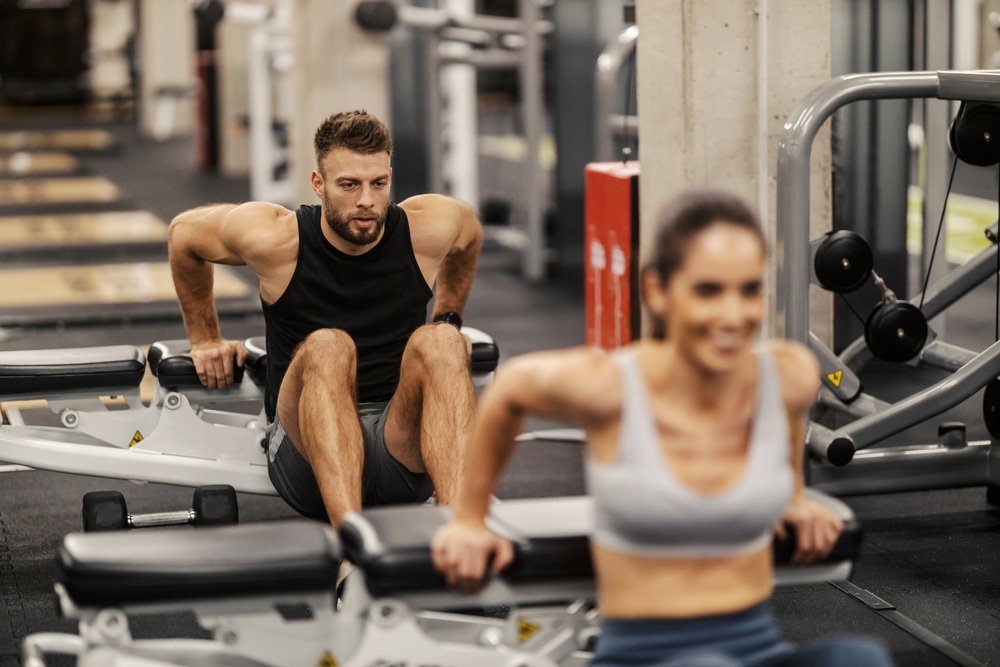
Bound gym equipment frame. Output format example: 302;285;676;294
775;69;1000;495
0;327;499;496
21;488;861;667
355;0;552;281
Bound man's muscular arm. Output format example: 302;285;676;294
168;202;285;388
432;198;482;319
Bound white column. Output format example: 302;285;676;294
137;0;196;139
440;0;479;208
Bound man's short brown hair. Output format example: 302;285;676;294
313;110;393;167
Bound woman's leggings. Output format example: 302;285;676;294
589;601;894;667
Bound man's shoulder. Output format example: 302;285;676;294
226;202;299;251
230;201;300;224
397;194;460;223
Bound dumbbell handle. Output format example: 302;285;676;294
128;510;196;528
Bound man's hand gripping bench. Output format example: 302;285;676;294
0;328;499;497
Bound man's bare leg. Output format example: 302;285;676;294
276;328;363;526
384;324;476;504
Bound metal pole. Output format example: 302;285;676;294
594;25;638;162
520;0;545;281
425;29;444;194
441;0;478;208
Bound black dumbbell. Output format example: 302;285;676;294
82;484;239;532
355;0;398;32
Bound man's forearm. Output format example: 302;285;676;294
173;258;222;344
168;216;221;344
434;236;481;317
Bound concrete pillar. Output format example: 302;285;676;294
137;0;196;138
289;0;391;205
635;1;832;340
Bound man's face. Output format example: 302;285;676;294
313;147;392;253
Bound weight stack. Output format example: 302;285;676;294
584;161;640;351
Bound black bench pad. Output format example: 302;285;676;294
60;520;341;606
147;339;252;388
340;499;597;598
465;326;500;375
340;490;862;598
0;345;145;395
148;327;500;390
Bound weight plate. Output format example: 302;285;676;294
982;378;1000;440
951;103;1000;167
865;302;928;363
814;230;873;293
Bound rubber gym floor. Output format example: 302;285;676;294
1;107;1000;667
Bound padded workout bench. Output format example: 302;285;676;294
27;489;863;667
0;328;500;494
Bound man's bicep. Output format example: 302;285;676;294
170;204;240;263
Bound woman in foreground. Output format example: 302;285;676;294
431;190;894;666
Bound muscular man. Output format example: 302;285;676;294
168;109;483;526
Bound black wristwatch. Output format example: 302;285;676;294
432;311;463;330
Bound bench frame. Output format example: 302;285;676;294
0;328;498;494
23;491;860;667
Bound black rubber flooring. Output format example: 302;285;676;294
1;110;1000;666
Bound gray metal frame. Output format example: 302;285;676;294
594;25;638;163
394;1;551;281
0;328;496;493
22;490;854;666
777;70;1000;493
777;70;1000;341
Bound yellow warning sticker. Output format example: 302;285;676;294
518;618;541;643
129;431;144;447
316;652;338;667
826;370;843;387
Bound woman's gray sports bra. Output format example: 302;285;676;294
585;349;793;558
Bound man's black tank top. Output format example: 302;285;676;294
260;203;433;421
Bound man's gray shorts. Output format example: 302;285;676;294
266;401;434;520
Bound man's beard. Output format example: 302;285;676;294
324;206;387;247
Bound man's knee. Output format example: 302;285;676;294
405;323;468;373
296;328;357;376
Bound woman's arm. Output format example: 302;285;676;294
770;340;843;565
432;347;617;590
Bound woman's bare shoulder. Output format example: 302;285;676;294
761;339;821;409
